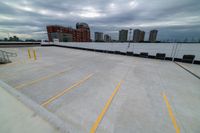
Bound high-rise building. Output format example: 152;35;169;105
133;29;145;42
104;34;111;42
139;31;145;42
95;32;103;42
119;30;128;42
75;22;91;42
47;22;90;42
133;29;141;42
149;30;158;43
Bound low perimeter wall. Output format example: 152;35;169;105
42;42;200;63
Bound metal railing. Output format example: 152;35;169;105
0;50;17;64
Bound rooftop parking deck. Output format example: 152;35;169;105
0;46;200;133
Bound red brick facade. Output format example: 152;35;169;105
47;23;90;42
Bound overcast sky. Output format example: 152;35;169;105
0;0;200;41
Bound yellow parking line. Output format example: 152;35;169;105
90;80;123;133
162;92;180;133
41;73;94;107
15;68;73;89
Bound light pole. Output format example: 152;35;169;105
128;28;132;48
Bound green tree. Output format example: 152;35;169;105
4;38;8;41
9;37;13;41
8;36;19;41
13;36;19;41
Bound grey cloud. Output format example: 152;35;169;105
0;0;200;40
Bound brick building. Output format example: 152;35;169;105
47;22;90;42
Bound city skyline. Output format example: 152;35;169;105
0;0;200;41
46;24;158;42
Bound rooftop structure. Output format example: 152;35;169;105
76;22;90;30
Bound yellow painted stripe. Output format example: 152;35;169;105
162;93;180;133
33;49;37;60
28;49;32;59
15;68;73;89
41;73;94;107
90;80;123;133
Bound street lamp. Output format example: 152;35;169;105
128;28;132;48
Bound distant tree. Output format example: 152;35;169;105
25;39;40;42
9;37;13;41
25;39;35;42
7;36;19;41
4;38;8;41
13;36;19;41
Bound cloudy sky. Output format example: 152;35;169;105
0;0;200;41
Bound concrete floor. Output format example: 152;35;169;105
0;85;61;133
0;47;200;133
176;62;200;78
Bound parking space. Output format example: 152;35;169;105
0;46;200;133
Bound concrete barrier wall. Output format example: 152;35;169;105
174;44;200;60
57;42;200;60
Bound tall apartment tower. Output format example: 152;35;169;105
95;32;104;42
139;31;145;42
133;29;145;42
133;29;140;42
119;30;128;42
104;34;111;42
149;30;158;43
